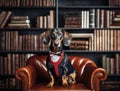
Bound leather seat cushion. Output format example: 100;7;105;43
30;83;91;91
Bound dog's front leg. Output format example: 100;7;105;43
68;71;76;85
62;65;68;86
62;75;68;86
47;72;54;87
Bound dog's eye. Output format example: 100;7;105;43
58;32;63;36
51;34;55;39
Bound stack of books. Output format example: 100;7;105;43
64;12;81;28
70;38;89;50
8;16;31;28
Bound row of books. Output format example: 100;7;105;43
70;29;120;51
1;9;120;29
93;29;120;51
0;0;56;7
0;10;54;28
102;53;120;75
0;53;33;88
109;0;120;6
101;81;120;90
0;77;21;89
36;10;54;28
64;9;120;28
0;29;120;51
0;31;49;51
0;53;34;75
0;31;92;51
8;16;31;28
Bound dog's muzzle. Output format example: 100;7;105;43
54;40;59;47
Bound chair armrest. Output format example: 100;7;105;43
91;67;107;91
80;63;108;91
15;65;37;91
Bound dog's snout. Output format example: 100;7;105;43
54;43;58;46
54;41;59;46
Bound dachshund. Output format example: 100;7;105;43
41;29;76;87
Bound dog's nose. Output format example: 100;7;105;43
54;42;59;46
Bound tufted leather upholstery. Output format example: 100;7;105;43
15;55;107;91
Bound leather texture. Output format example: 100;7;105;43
15;55;108;91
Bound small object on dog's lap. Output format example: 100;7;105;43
42;29;77;87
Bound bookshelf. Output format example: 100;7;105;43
0;0;120;91
58;0;120;91
0;0;56;91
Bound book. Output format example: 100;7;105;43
0;11;7;27
8;23;30;28
0;32;5;51
89;9;95;28
49;10;54;28
110;58;115;75
11;16;29;21
0;11;12;28
11;20;30;24
8;16;31;28
116;53;120;75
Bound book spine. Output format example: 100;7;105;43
0;11;12;28
89;9;95;28
49;10;54;28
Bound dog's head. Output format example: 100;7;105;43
41;29;72;53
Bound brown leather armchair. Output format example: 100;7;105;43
15;55;107;91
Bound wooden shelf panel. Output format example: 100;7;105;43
0;6;56;9
58;6;120;9
0;51;119;54
0;74;14;78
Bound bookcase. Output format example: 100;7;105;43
0;0;120;91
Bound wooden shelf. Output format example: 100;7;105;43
58;6;120;9
0;51;119;54
0;74;14;78
0;6;56;9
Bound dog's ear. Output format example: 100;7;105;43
63;30;72;46
41;30;52;45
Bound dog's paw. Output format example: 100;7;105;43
62;82;68;87
67;76;76;85
46;82;54;88
69;80;76;85
62;75;68;87
68;72;76;85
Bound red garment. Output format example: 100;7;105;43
49;52;64;77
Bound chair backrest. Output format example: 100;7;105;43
26;55;97;83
